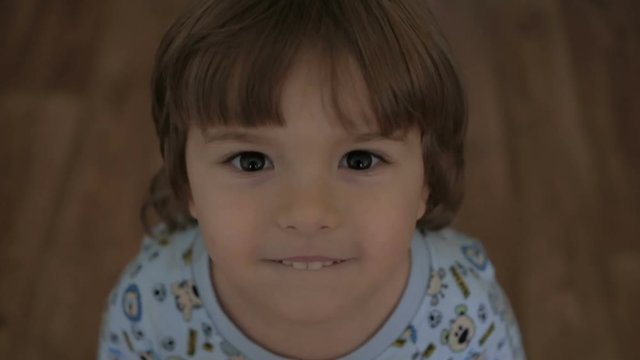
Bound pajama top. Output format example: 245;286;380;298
97;224;526;360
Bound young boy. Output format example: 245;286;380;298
97;0;526;359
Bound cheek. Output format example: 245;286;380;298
350;193;417;257
191;178;267;224
352;185;420;225
199;222;260;266
193;190;266;262
356;209;413;253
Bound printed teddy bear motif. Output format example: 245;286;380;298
428;309;443;328
171;279;203;321
122;283;143;322
441;304;476;353
152;283;166;302
161;336;176;351
427;267;449;306
461;243;488;271
131;323;145;340
202;322;213;337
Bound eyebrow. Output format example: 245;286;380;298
203;130;406;144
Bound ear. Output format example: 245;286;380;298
416;184;429;221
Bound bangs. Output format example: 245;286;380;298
146;0;468;234
155;0;463;143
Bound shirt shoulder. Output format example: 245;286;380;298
424;228;497;285
97;224;213;359
397;228;527;360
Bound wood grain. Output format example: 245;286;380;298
1;1;638;359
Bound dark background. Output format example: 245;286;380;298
1;0;638;359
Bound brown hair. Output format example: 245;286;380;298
141;0;467;239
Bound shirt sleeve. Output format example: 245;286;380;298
426;229;527;360
96;284;145;360
475;278;527;360
96;237;161;360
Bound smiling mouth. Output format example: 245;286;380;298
269;259;348;270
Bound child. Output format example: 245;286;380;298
97;0;526;359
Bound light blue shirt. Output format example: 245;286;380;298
97;224;526;359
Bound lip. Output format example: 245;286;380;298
275;256;343;262
266;258;352;270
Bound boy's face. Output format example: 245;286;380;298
185;52;429;325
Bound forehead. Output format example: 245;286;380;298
200;50;409;142
278;48;376;131
190;46;418;146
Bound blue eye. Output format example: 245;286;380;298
221;150;388;173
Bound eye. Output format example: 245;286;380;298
221;150;388;173
225;151;273;172
341;150;387;171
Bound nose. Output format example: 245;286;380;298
276;179;340;234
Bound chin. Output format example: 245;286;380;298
271;291;353;324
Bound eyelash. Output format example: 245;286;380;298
219;150;390;174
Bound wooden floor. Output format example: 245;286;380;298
1;0;638;359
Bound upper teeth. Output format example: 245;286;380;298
278;260;340;270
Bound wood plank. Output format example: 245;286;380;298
0;0;638;359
